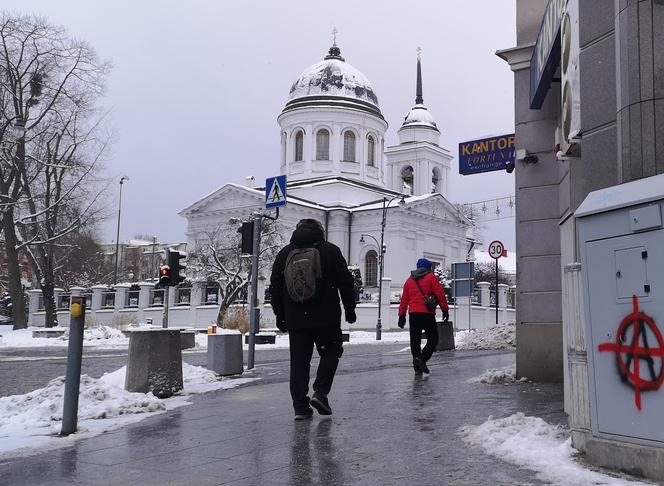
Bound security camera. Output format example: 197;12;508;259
505;160;515;173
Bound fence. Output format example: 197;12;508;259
28;280;516;332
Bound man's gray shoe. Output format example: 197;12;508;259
294;406;314;420
310;392;332;415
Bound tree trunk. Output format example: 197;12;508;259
41;280;58;328
3;213;28;330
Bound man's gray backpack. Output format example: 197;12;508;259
284;246;322;303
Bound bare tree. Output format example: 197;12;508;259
188;218;284;328
0;13;111;328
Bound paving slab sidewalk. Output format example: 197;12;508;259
0;350;564;485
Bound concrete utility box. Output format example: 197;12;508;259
207;331;243;376
576;173;664;445
125;329;183;398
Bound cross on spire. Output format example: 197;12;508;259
415;47;423;104
332;27;338;46
416;46;422;61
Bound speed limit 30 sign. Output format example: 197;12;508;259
489;240;507;259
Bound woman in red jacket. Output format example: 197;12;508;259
398;258;449;374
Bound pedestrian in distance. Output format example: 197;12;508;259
397;258;449;374
270;219;357;420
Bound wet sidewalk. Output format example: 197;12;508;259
0;348;564;485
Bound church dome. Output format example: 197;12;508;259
283;45;383;119
402;104;438;129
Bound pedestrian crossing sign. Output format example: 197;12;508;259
265;175;287;209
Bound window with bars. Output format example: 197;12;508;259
367;135;375;166
343;131;356;162
316;129;330;160
294;131;304;161
365;250;378;287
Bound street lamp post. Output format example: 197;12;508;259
361;195;406;341
113;176;129;285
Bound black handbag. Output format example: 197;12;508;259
414;278;438;311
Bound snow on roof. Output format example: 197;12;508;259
288;58;379;107
402;104;438;130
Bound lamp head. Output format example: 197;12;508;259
359;235;365;243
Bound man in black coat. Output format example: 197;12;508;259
270;219;356;420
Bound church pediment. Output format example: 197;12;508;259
402;194;469;225
179;184;263;217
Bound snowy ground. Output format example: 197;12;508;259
0;363;257;458
455;323;516;350
460;413;652;486
0;325;130;349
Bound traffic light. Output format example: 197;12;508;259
159;264;171;287
167;249;187;285
238;221;254;255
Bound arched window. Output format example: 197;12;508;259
294;131;304;161
367;135;375;166
431;168;441;193
401;165;414;195
365;250;378;287
316;129;330;160
281;133;287;165
343;131;356;162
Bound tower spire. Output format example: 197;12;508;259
415;47;423;105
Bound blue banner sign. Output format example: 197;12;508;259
530;0;566;109
458;134;515;175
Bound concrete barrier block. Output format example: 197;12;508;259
180;331;196;349
208;332;243;376
436;321;455;351
125;329;183;398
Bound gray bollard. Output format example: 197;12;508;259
436;320;455;351
207;332;243;375
125;329;183;398
61;297;86;436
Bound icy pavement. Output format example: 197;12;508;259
0;363;257;458
460;413;652;486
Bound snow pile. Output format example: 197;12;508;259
460;413;651;486
456;323;515;350
468;364;527;384
82;325;127;342
0;363;257;457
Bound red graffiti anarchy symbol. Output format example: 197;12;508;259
598;295;664;411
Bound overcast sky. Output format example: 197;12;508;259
9;0;517;253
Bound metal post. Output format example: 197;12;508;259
162;286;169;328
247;213;262;369
468;280;472;333
152;236;157;281
495;258;499;325
61;297;86;436
113;177;128;285
376;200;386;341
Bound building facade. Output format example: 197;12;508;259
498;0;664;480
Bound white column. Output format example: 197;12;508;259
498;284;509;308
380;277;392;330
28;289;42;314
138;282;154;323
91;285;105;311
70;286;85;298
114;283;130;311
476;282;491;307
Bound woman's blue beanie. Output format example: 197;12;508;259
416;258;433;269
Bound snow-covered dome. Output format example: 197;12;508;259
402;104;438;130
283;45;383;119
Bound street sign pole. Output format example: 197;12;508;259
495;258;499;325
488;240;505;327
247;212;262;370
163;286;169;328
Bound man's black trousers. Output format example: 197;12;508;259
409;313;438;362
288;326;344;411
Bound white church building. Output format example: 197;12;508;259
180;42;473;294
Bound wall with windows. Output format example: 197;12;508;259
278;107;388;186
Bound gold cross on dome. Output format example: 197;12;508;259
332;27;338;46
416;46;422;60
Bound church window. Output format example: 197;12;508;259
343;131;356;162
365;250;378;287
431;168;441;193
401;165;414;195
316;129;330;160
281;133;287;165
367;135;375;166
294;131;304;161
